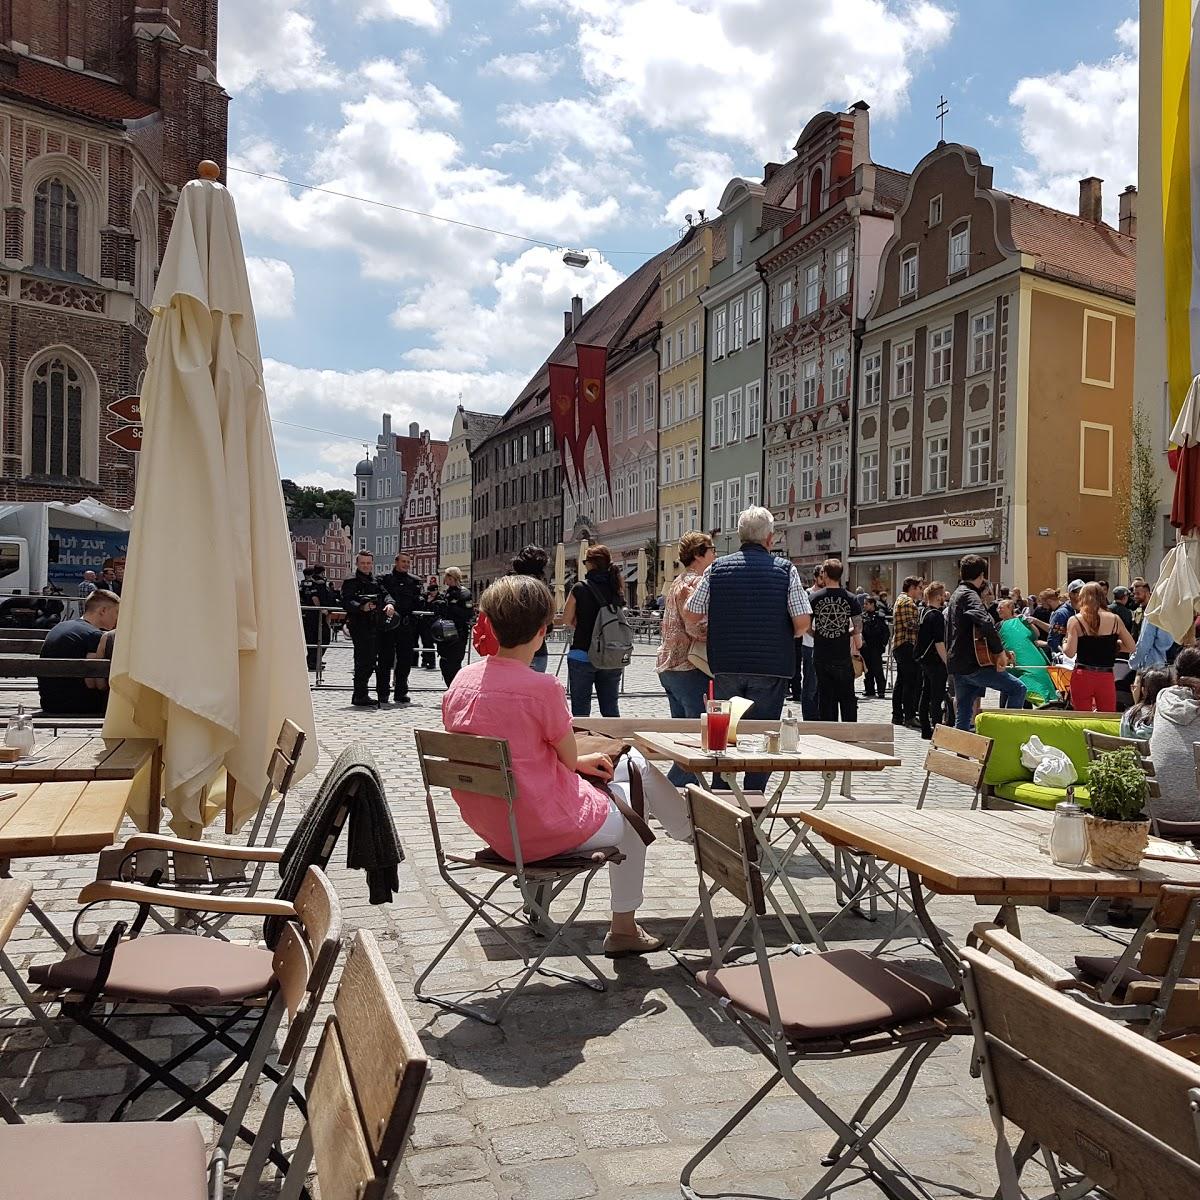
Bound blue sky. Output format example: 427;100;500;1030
219;0;1138;486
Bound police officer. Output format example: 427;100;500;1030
300;565;336;672
341;550;392;708
379;552;422;705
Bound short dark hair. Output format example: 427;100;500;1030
480;576;554;648
901;575;921;592
83;589;120;614
822;558;843;581
958;554;987;583
356;550;373;561
511;544;549;578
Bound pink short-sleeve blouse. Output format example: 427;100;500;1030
441;657;610;861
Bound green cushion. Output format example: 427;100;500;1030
993;781;1092;811
975;711;1122;787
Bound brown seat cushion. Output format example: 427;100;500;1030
0;1119;208;1200
450;846;620;874
29;933;275;1003
1074;953;1155;990
697;948;960;1041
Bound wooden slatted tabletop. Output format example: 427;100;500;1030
801;805;1200;898
632;731;901;774
0;778;136;856
0;737;160;833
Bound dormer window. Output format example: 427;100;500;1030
900;248;918;297
949;221;970;275
928;195;943;226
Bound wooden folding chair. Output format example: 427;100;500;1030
0;930;430;1200
24;866;341;1170
679;784;967;1200
961;944;1200;1198
414;728;620;1025
821;725;992;941
93;720;306;937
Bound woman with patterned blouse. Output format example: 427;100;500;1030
656;531;716;786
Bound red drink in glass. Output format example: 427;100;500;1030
706;710;730;753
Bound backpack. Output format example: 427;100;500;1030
585;582;634;670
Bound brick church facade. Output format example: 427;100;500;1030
0;1;228;508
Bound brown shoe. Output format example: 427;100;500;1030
603;925;664;958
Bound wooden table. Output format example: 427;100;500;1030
633;731;901;953
799;805;1200;968
0;736;160;833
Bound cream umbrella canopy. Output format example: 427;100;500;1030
104;164;317;835
635;547;647;609
553;542;566;612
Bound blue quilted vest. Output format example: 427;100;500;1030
706;543;796;678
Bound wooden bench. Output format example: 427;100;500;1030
0;654;109;679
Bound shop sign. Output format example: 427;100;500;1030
896;522;940;545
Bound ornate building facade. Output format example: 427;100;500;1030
403;431;448;579
440;405;497;581
760;105;905;576
290;515;353;586
0;2;228;507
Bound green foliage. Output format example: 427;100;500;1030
281;482;355;528
1088;747;1150;822
1117;406;1161;579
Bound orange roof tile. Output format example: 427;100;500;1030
1006;193;1135;299
0;55;157;124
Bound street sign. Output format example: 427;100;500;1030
107;394;141;423
106;424;143;453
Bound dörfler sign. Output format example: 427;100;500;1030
896;523;940;545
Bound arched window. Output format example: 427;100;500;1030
29;357;86;477
33;178;80;273
808;167;823;221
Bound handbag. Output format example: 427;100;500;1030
851;652;865;678
686;640;711;676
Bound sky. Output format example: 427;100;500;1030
219;0;1140;489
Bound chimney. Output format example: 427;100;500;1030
409;421;419;438
763;162;782;183
1078;176;1103;224
382;413;391;436
1119;184;1138;236
564;310;572;335
571;295;583;329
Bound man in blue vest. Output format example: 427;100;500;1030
685;506;811;790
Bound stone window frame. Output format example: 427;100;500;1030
131;188;158;306
947;218;971;279
22;346;100;481
23;154;103;282
899;245;919;298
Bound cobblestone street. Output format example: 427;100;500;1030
0;643;1121;1199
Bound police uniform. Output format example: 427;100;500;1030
299;572;336;671
379;568;423;703
341;570;387;705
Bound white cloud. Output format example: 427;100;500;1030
1008;21;1138;222
661;142;743;226
218;0;339;93
390;245;626;370
518;0;954;158
354;0;450;30
484;51;557;82
245;256;296;319
501;97;633;155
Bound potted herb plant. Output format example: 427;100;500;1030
1084;747;1152;869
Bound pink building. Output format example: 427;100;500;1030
402;432;448;579
290;516;353;586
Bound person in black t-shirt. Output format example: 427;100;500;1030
860;596;890;700
915;582;949;738
807;558;862;722
38;589;119;715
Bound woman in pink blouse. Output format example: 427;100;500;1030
443;574;662;958
656;531;716;786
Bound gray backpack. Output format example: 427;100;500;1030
586;582;634;670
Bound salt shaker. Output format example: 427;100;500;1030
779;707;800;752
3;705;35;758
1049;795;1087;866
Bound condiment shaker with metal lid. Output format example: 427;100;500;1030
1049;791;1087;867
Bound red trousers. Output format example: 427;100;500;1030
1070;668;1116;713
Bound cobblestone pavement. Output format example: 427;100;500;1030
0;639;1122;1198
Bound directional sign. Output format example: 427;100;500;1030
107;394;141;423
106;424;143;453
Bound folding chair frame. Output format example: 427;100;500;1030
31;869;340;1172
414;728;616;1025
680;785;964;1200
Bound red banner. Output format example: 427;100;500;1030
548;362;579;496
575;343;611;496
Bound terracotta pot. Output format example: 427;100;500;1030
1084;815;1150;870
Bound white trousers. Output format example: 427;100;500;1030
569;752;648;912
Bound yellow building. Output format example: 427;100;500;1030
657;222;716;586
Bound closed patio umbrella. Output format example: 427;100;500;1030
104;163;317;835
553;542;565;612
1149;376;1200;642
635;547;647;608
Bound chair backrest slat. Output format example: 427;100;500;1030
415;728;516;802
279;867;344;1066
963;947;1200;1178
294;866;342;954
924;726;990;789
334;927;429;1162
685;785;764;914
277;718;306;757
271;922;313;1021
415;727;508;767
1152;885;1200;933
304;930;431;1200
421;757;512;799
1086;730;1160;800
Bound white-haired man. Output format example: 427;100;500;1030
684;506;811;790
